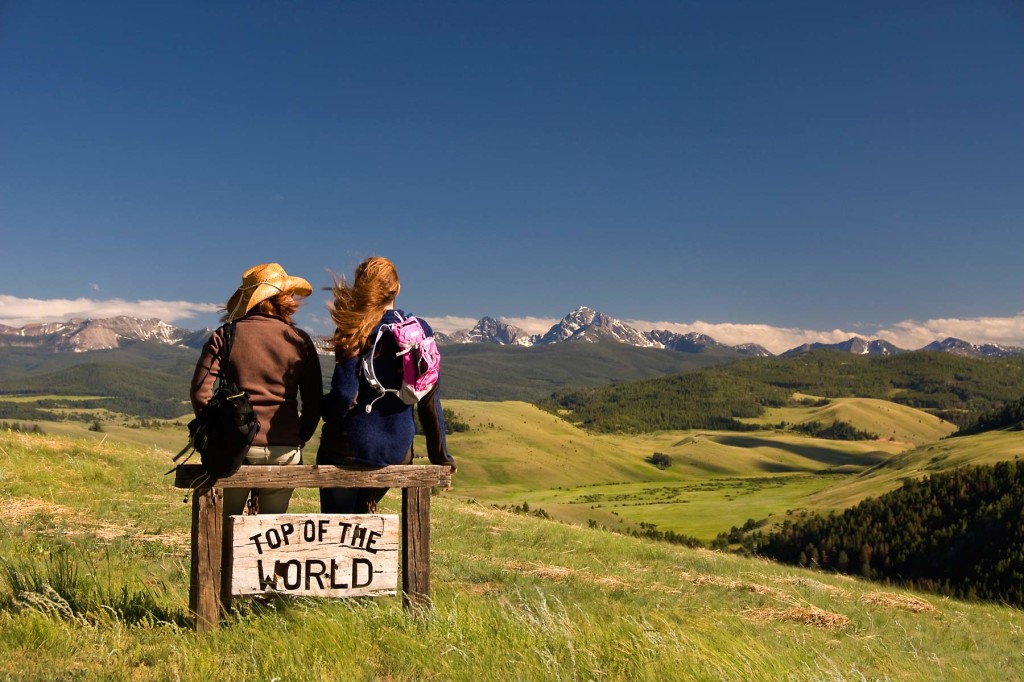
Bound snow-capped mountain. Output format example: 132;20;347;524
920;337;1024;358
782;337;906;357
6;312;1024;360
538;306;658;347
0;317;209;352
438;307;758;355
646;329;722;353
438;316;533;346
733;343;773;357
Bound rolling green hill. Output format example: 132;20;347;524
808;427;1024;510
437;399;915;539
1;430;1023;680
747;396;957;446
547;349;1024;432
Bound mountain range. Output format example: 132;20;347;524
2;307;1024;359
434;306;1024;359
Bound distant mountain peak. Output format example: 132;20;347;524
539;307;657;347
921;337;1024;358
439;316;533;346
0;316;208;352
782;337;906;357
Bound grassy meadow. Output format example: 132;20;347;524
2;429;1024;680
4;393;990;543
439;399;938;540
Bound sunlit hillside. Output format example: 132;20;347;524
808;428;1024;509
748;395;957;446
1;430;1023;680
440;399;915;539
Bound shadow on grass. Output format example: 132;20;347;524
713;435;890;470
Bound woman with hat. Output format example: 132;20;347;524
190;262;323;518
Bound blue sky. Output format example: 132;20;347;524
2;1;1023;352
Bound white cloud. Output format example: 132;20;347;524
0;295;221;327
626;314;1024;354
424;315;481;334
625;319;858;354
12;293;1015;354
876;314;1024;351
423;315;561;335
497;316;560;335
90;283;101;292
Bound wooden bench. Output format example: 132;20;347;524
174;463;453;632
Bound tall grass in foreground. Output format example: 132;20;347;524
1;430;1023;680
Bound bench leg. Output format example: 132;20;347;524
402;486;431;612
189;486;223;632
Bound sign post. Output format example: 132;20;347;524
174;464;452;632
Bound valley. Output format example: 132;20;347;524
5;391;998;545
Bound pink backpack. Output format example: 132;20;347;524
360;314;441;413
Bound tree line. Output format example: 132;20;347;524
541;349;1024;433
748;461;1024;606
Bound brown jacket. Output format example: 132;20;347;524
190;313;323;448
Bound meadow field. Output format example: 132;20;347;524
1;393;993;544
436;398;965;541
2;429;1024;680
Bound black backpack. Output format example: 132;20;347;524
175;322;260;478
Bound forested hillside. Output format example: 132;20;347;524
546;350;1024;432
750;461;1024;606
541;371;790;432
953;395;1024;437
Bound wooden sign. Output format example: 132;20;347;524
228;514;398;598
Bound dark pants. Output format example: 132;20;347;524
318;442;414;514
320;486;388;514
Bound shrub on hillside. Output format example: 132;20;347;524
647;452;673;469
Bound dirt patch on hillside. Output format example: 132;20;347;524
744;606;850;630
690;574;787;600
501;560;633;590
863;591;937;613
0;498;75;524
0;496;187;551
774;576;849;597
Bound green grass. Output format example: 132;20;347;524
5;394;988;545
521;475;849;540
809;427;1024;509
3;430;1024;680
0;394;110;402
436;399;914;538
747;396;958;445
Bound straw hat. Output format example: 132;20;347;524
225;263;313;321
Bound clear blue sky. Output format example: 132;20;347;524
2;1;1023;350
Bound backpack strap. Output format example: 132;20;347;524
360;322;400;413
214;322;238;390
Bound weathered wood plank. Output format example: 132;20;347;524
229;514;399;598
188;487;223;633
402;486;431;612
174;464;452;490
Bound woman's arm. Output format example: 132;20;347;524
298;333;324;444
416;384;457;471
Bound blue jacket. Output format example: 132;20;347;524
316;310;453;468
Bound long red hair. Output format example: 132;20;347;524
330;256;400;358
